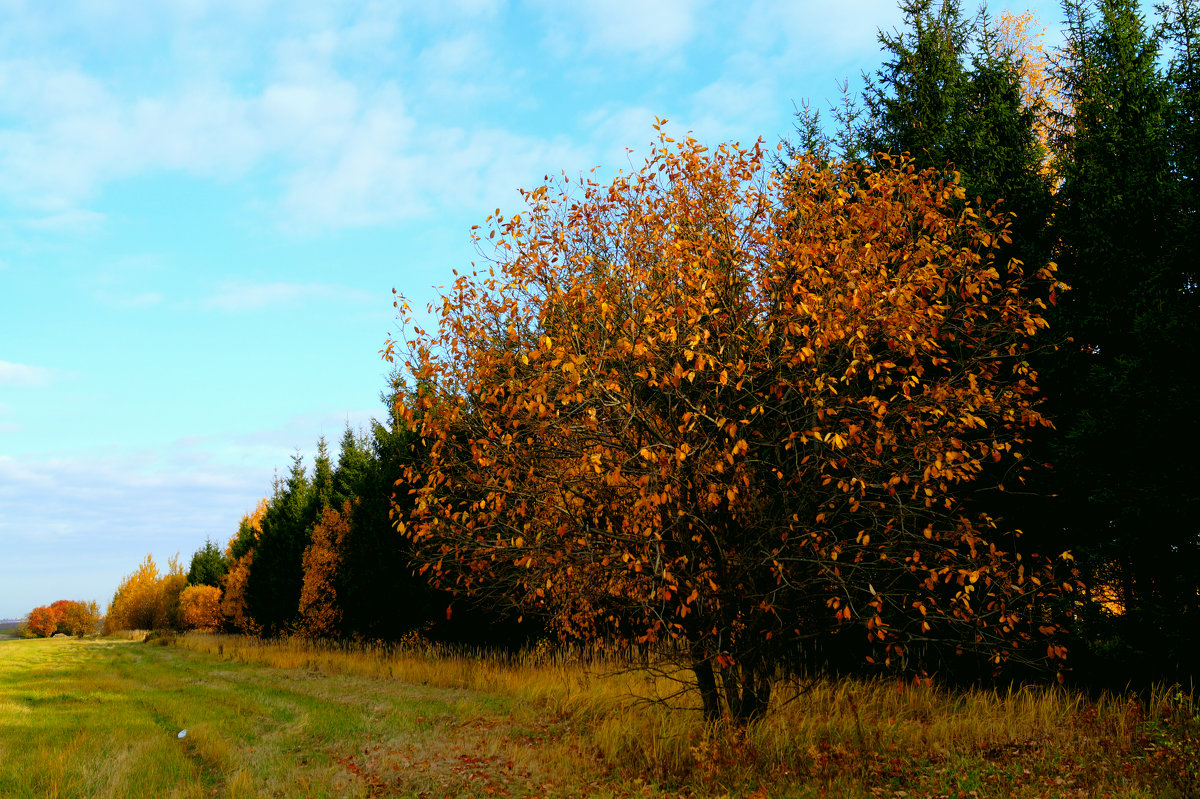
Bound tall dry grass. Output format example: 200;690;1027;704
174;632;1195;796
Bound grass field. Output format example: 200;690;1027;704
0;635;1194;798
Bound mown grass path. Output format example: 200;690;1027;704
0;638;615;798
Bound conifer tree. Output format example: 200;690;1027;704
246;453;317;634
1048;0;1199;679
186;537;229;588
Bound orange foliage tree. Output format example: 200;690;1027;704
26;605;59;637
57;600;101;636
104;555;162;632
152;556;188;630
179;585;224;630
219;555;259;634
220;501;266;635
997;10;1065;178
104;554;187;632
297;501;353;638
389;129;1073;720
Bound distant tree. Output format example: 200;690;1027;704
337;412;443;641
246;454;319;634
103;554;189;632
228;499;267;561
220;502;265;634
104;555;162;633
58;600;101;636
220;552;259;635
187;537;229;588
151;556;188;631
26;605;59;638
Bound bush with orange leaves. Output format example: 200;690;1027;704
23;600;100;637
388;127;1076;720
179;585;224;631
26;605;60;637
104;554;188;633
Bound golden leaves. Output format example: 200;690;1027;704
389;125;1065;673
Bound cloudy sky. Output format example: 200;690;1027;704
0;0;1068;618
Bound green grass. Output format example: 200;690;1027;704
0;635;1194;798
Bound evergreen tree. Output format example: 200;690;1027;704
859;1;1053;260
246;453;317;634
1048;0;1199;681
860;0;974;170
337;396;441;640
186;537;228;588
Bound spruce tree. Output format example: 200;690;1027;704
1048;0;1198;680
186;537;228;588
246;453;316;634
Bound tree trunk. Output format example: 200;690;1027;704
693;658;723;721
734;667;771;721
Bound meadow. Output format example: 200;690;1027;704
0;634;1194;798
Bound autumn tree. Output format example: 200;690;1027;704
179;585;224;631
57;600;101;636
104;555;162;632
389;129;1072;720
152;556;188;630
103;554;189;632
297;502;352;638
26;605;59;638
221;501;266;635
995;9;1063;178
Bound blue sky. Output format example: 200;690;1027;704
0;0;1068;618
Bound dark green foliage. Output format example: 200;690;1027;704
232;388;447;641
789;1;1053;277
860;0;975;169
1046;0;1200;683
862;1;1052;260
782;0;1199;687
246;453;319;635
186;538;228;588
332;396;443;641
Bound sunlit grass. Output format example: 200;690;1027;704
1;634;1194;797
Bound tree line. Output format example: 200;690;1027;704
105;407;528;646
15;600;101;638
100;0;1197;714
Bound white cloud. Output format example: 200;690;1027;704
0;448;270;615
19;209;106;232
202;280;374;311
533;0;701;58
0;360;57;388
737;0;904;67
0;49;587;231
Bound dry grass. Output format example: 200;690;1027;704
174;632;1197;798
1;633;1195;797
